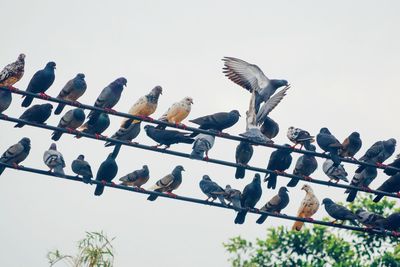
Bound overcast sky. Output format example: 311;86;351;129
1;1;400;266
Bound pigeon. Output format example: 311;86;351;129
375;213;400;232
94;153;118;196
43;143;65;176
14;103;53;128
346;166;378;202
144;125;194;149
79;112;110;137
339;132;362;159
21;61;56;107
255;87;289;125
235;141;254;179
119;165;150;188
260;116;279;139
373;173;400;202
0;53;25;88
239;128;272;144
287;144;318;187
54;73;87;114
105;120;141;147
355;209;385;228
71;155;93;184
0;90;12;114
234;173;262;224
189;110;240;137
147;165;185;201
292;184;320;231
51;108;85;141
0;137;31;176
322;159;348;183
222;57;288;112
264;144;293;189
322;198;358;225
356;138;396;173
224;185;242;211
121;85;162;126
199;175;226;204
190;134;215;160
383;154;400;176
316;128;342;166
156;97;193;129
256;186;289;224
287;126;315;150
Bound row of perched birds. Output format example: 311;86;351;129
0;54;399;232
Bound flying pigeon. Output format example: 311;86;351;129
224;185;242;211
339;132;362;159
264;145;293;189
356;138;396;173
260;116;279;139
373;173;400;202
199;175;226;205
292;184;320;231
190;134;215;160
316;127;342;166
43;143;65;176
147;165;185;201
287;144;318;187
79;112;110;137
144;125;194;149
235;141;254;179
14;103;53;128
21;61;56;107
256;186;289;224
156;96;193;129
189;110;240;137
287;126;314;150
322;159;348;183
0;53;25;88
383;154;400;176
71;154;93;184
119;165;150;189
234;173;262;224
355;209;385;228
322;198;358;225
54;73;87;114
256;87;289;125
0;137;31;176
51;108;85;141
346;166;378;202
94;153;118;196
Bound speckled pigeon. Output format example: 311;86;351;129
0;137;31;176
373;173;400;202
43;143;65;176
0;53;25;88
119;165;150;188
72;154;93;184
322;198;358;225
234;173;262;224
256;187;289;224
316;128;342;166
51;108;85;141
94;153;118;196
339;132;362;159
287;144;318;187
144;125;194;149
264;145;293;189
14;103;53;128
190;134;215;160
147;165;184;201
189;110;240;137
235;141;254;179
54;73;87;114
199;175;226;205
287;126;315;150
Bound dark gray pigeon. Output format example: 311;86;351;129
339;132;362;159
224;185;242;211
260;116;279;140
0;90;12;114
189;110;240;137
79;112;110;137
147;165;184;201
94;153;118;196
54;73;87;114
0;137;31;176
51;108;85;141
14;103;53;128
256;186;289;224
287;144;318;187
72;155;93;184
264;144;293;189
144;125;194;149
383;154;400;176
190;134;215;160
105;120;141;147
373;173;400;202
322;198;358;225
235;141;254;179
199;175;226;205
356;138;396;173
119;165;150;189
22;61;56;107
355;209;385;228
346;166;378;202
316;128;342;166
234;173;262;224
375;213;400;232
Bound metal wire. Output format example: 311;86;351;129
0;161;397;237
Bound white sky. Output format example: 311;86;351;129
1;1;400;266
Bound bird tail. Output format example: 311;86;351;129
329;152;341;167
21;96;33;107
54;103;66;115
265;173;277;189
14;122;25;128
234;211;247;224
190;149;204;160
256;214;268;224
346;189;358;202
111;144;121;158
51;131;62;141
217;196;226;205
286;178;299;187
104;141;114;147
180;137;195;144
350;219;359;226
147;194;158;201
0;165;5;176
235;167;245;179
373;194;384;203
82;176;92;184
189;132;199;138
53;166;65;176
94;184;105;196
292;221;304;231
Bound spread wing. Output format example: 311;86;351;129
256;86;289;124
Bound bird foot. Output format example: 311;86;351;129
217;131;230;137
203;156;209;161
175;123;187;130
95;134;107;140
110;182;117;187
303;175;313;181
138;115;154;122
274;170;286;175
0;113;8;119
136;186;146;192
151;144;161;149
12;163;20;169
6;86;18;92
252;208;260;212
330;220;337;224
38;92;50;100
165;192;177;198
101;180;107;185
104;108;117;114
66;127;77;134
162;145;170;150
305;218;315;222
376;162;388;168
392;231;400;237
128;141;139;145
396;192;400;198
361;186;373;192
71;101;82;107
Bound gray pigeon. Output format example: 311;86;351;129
119;165;150;189
189;110;240;137
356;138;396;173
71;155;93;184
224;185;242;211
264;145;293;189
51;108;86;141
322;198;358;226
256;187;289;224
235;141;254;179
322;159;348;183
383;154;400;176
0;53;25;88
316;128;342;166
94;153;118;196
234;173;262;224
287;144;318;187
0;137;31;176
144;125;194;149
346;166;378;202
54;73;87;114
147;165;185;201
260;116;279;139
339;132;362;159
43;143;65;176
79;112;110;137
190;134;215;160
239;128;272;144
0;90;12;114
375;213;400;232
373;173;400;202
14;103;53;128
199;175;226;205
355;209;385;228
105;120;141;147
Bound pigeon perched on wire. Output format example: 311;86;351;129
156;97;193;129
239;128;272;144
322;159;349;183
224;185;242;211
14;103;53;128
79;112;110;137
199;175;226;205
287;144;318;187
147;165;185;201
235;141;254;179
94;153;118;196
383;154;400;176
51;108;85;141
322;198;358;226
0;53;25;89
355;209;385;228
21;61;56;107
316;127;342;166
119;165;150;189
105;120;141;147
71;155;93;184
287;127;314;150
260;116;279;139
43;143;65;176
190;134;215;160
339;132;362;159
373;173;400;202
144;125;194;149
292;184;320;231
189;110;240;137
54;73;87;114
234;173;262;224
375;213;400;233
0;137;31;176
256;186;289;224
355;138;396;173
222;57;288;113
264;144;293;189
346;166;378;202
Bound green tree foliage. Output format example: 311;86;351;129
224;195;400;267
47;231;115;267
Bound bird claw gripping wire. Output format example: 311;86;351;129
175;123;187;130
6;86;18;92
104;108;117;114
376;162;388;168
66;128;81;137
303;175;313;181
95;134;107;140
71;101;83;108
305;218;315;222
38;92;50;100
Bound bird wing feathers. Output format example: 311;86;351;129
0;143;24;162
150;174;174;191
256;86;289;124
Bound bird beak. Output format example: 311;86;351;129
182;167;185;171
190;100;194;104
